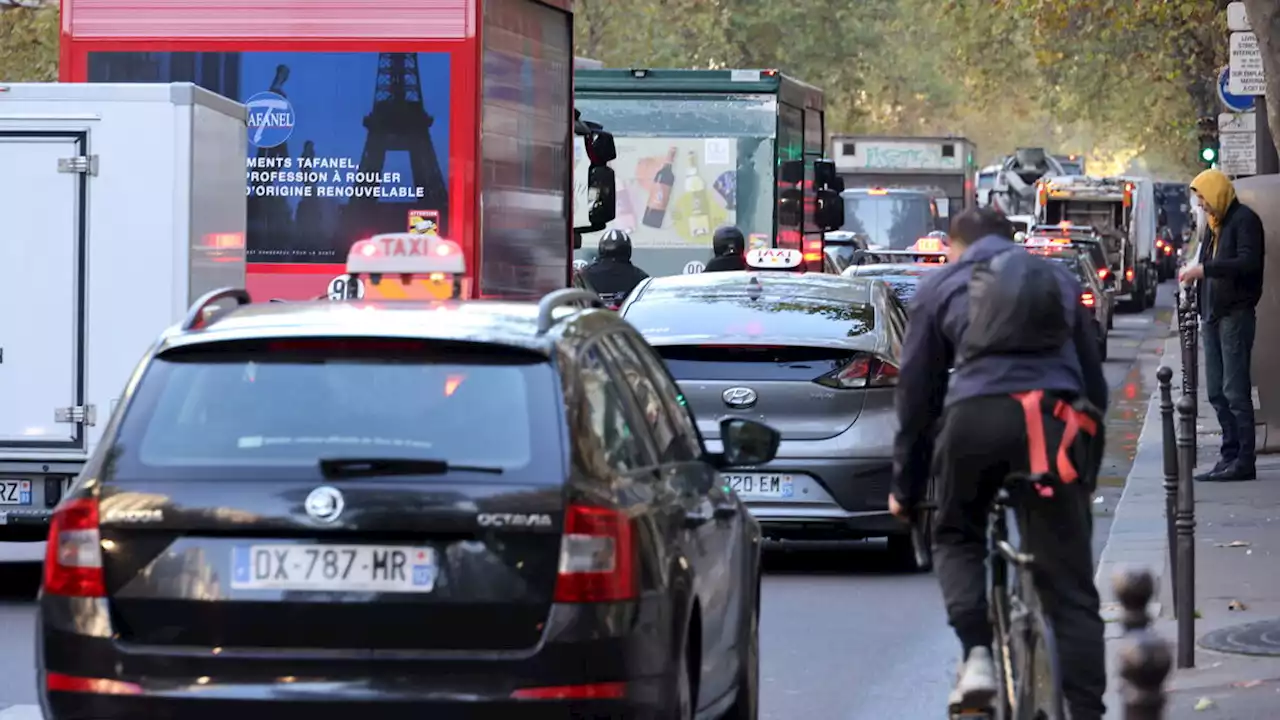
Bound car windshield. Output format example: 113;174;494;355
977;172;997;190
112;339;563;481
624;278;875;340
573;94;778;277
840;194;935;250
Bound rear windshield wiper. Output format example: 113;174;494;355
319;458;504;478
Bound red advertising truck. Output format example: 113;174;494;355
58;0;592;300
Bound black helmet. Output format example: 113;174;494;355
597;228;632;262
712;226;746;258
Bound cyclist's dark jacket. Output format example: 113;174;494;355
703;254;747;272
892;235;1108;500
581;258;649;296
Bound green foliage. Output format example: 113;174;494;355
576;0;1227;175
0;4;59;82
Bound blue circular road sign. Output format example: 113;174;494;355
1218;66;1256;113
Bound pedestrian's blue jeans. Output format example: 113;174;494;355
1203;307;1257;466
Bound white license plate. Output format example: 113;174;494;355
725;474;794;499
231;544;438;593
0;480;32;506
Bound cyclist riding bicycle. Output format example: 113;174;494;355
890;207;1109;719
581;228;649;300
704;225;749;272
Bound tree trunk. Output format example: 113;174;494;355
1243;0;1280;163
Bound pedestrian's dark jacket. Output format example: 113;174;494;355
1197;197;1265;323
891;235;1109;504
581;258;649;297
703;254;747;272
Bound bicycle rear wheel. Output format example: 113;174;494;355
990;588;1016;720
1014;575;1066;720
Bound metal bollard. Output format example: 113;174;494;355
1115;567;1172;720
1175;394;1197;668
1157;366;1177;617
1179;293;1199;426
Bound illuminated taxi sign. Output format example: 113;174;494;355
745;248;804;270
342;233;467;301
910;236;944;253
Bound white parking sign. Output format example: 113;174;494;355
683;261;706;274
327;274;365;300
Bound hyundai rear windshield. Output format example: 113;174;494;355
112;340;563;481
624;294;875;340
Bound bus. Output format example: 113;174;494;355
572;68;843;276
59;0;595;301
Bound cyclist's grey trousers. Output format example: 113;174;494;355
933;393;1106;720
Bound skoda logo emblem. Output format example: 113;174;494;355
245;91;296;149
304;486;345;523
722;387;758;409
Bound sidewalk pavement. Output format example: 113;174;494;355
1098;332;1280;719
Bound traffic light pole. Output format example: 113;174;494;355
1258;99;1279;175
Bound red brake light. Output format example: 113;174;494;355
1081;291;1096;308
1125;268;1135;281
45;672;142;696
512;682;627;700
814;354;898;389
803;238;823;264
553;504;636;603
43;498;104;598
1097;267;1110;279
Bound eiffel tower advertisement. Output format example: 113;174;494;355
345;53;450;241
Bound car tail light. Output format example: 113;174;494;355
45;672;142;696
511;682;627;700
1125;268;1135;282
553;504;635;603
1081;291;1096;308
1097;267;1110;280
43;498;104;597
814;354;899;389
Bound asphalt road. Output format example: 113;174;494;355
0;286;1173;715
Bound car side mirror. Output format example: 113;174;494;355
716;418;781;467
585;165;616;230
815;188;844;231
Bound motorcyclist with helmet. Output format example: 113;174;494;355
704;226;748;272
581;229;649;300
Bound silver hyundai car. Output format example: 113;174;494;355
619;271;925;569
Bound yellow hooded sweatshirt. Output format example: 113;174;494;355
1190;169;1236;257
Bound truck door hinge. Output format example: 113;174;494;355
54;405;97;427
57;155;99;176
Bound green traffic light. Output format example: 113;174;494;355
1201;147;1217;163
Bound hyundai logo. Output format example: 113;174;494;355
245;91;296;149
304;486;345;523
722;387;758;409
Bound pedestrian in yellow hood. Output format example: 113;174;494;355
1179;168;1265;481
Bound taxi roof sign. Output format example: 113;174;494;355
746;248;804;270
346;233;466;276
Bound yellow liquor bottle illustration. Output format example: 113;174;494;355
684;151;711;237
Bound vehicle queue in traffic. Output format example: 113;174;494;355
36;221;1109;719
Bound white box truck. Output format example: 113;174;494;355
0;82;246;540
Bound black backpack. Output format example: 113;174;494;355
957;247;1071;364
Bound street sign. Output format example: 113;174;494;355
1218;67;1256;112
1219;111;1257;133
1220;131;1258;176
1228;2;1251;32
1229;32;1266;95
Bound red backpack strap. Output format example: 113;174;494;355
1011;390;1050;476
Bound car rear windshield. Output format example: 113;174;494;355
624;293;875;340
840;194;936;249
112;339;564;482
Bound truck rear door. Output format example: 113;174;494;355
0;131;89;453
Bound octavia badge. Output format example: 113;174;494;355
304;486;345;523
722;387;758;409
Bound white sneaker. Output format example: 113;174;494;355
948;647;998;711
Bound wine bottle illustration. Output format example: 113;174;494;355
643;147;678;229
685;151;712;236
